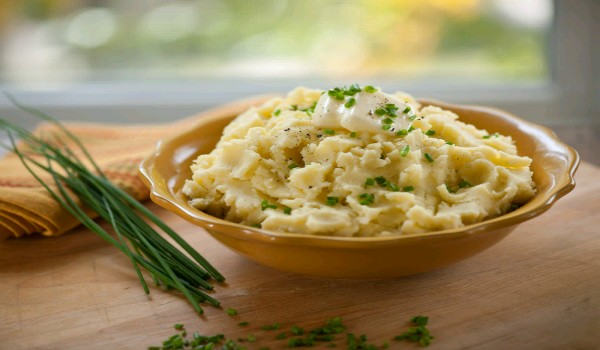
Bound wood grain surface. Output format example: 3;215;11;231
1;162;599;350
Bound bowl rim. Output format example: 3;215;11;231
139;95;580;246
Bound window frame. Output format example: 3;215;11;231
0;0;597;127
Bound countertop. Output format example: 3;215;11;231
1;159;599;349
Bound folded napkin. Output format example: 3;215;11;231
0;119;191;239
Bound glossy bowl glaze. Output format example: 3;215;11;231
139;95;579;279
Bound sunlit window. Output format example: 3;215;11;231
0;0;553;88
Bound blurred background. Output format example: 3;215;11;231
0;0;597;159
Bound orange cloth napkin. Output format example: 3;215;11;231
0;119;191;239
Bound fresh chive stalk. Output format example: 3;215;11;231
0;98;224;314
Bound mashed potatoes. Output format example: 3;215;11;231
183;86;535;236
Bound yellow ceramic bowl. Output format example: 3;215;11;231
139;95;579;279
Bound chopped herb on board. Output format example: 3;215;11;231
276;332;287;340
226;308;238;316
291;325;305;335
394;316;434;347
261;323;281;331
150;315;433;349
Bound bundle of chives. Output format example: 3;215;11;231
0;97;224;314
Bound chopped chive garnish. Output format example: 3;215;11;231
261;323;281;331
407;125;415;132
402;186;414;192
483;132;499;139
261;200;278;210
300;101;317;115
238;321;249;327
288;163;298;169
375;103;399;118
382;124;392;131
273;109;281;116
364;85;377;93
400;145;410;157
385;104;399;114
174;323;185;330
424;153;434;163
328;85;362;101
425;130;436;136
226;308;238;316
411;316;429;326
395;315;434;347
328;87;345;100
345;84;361;95
458;180;472;188
387;183;400;191
283;206;292;215
291;326;305;335
326;196;339;206
276;332;287;340
365;177;375;187
408;115;417;121
402;106;411;113
251;223;262;228
382;117;394;124
247;334;257;342
344;98;356;108
358;193;375;205
324;129;335;135
446;184;456;193
350;131;357;138
396;129;408;136
290;105;298;111
374;176;387;185
446;141;454;145
375;108;387;116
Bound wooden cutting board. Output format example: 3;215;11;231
1;162;599;350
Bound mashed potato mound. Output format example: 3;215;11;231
183;86;535;236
